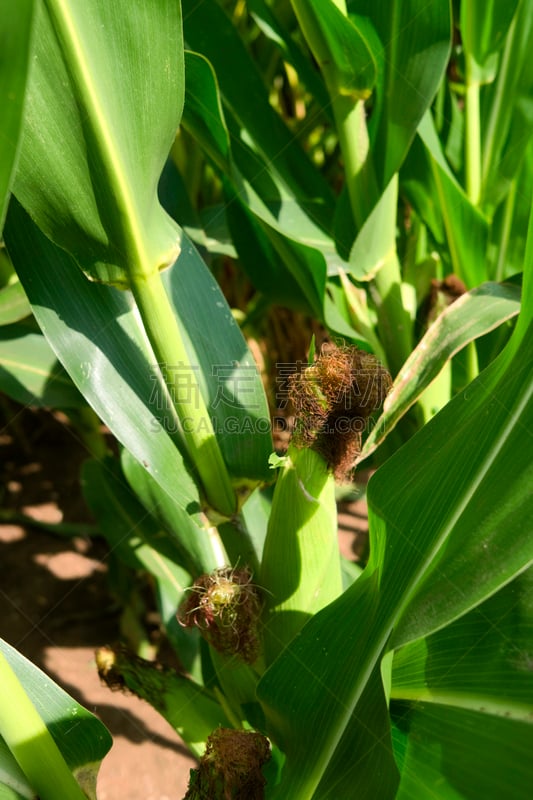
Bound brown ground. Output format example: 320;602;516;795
0;402;368;800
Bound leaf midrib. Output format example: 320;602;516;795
45;0;149;275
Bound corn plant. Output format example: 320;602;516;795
0;1;532;799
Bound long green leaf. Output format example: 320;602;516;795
461;0;520;77
181;51;335;257
181;50;355;334
257;218;532;798
13;0;183;285
0;281;31;326
392;703;533;800
361;279;522;460
82;456;207;672
5;200;200;512
352;0;451;189
181;0;335;234
0;322;84;408
291;0;377;99
0;0;35;228
390;568;533;796
402;114;489;287
6;200;272;499
392;568;533;720
0;639;111;799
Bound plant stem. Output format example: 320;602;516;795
333;97;379;226
0;653;87;800
481;10;520;195
494;178;517;282
465;54;481;206
260;446;342;666
463;340;479;386
45;0;236;517
291;0;412;374
129;271;237;517
372;229;413;377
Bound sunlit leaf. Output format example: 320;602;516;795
257;217;532;797
461;0;520;77
352;0;451;189
291;0;377;99
0;0;35;227
13;0;184;284
0;639;111;798
361;279;521;460
0;322;84;408
402;114;489;287
0;281;31;326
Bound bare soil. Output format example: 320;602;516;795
0;403;368;800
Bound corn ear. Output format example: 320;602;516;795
95;646;230;758
259;446;343;666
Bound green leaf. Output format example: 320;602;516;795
0;322;84;408
361;279;522;460
119;449;221;576
161;234;273;484
0;281;31;326
392;568;533;720
0;638;111;798
0;0;35;228
181;50;334;256
13;0;183;284
181;0;335;233
181;50;354;329
461;0;520;77
354;0;451;189
392;704;533;800
6;199;272;497
224;192;311;312
313;663;399;800
402;114;489;287
291;0;377;100
5;200;201;513
256;213;532;797
81;456;207;671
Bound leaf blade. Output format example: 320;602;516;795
14;0;184;283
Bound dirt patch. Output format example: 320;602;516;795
1;402;369;799
0;404;196;799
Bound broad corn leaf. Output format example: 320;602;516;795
13;0;184;285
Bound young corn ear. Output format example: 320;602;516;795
178;567;263;665
95;646;230;758
184;728;271;800
260;344;391;666
177;567;265;724
259;445;342;666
